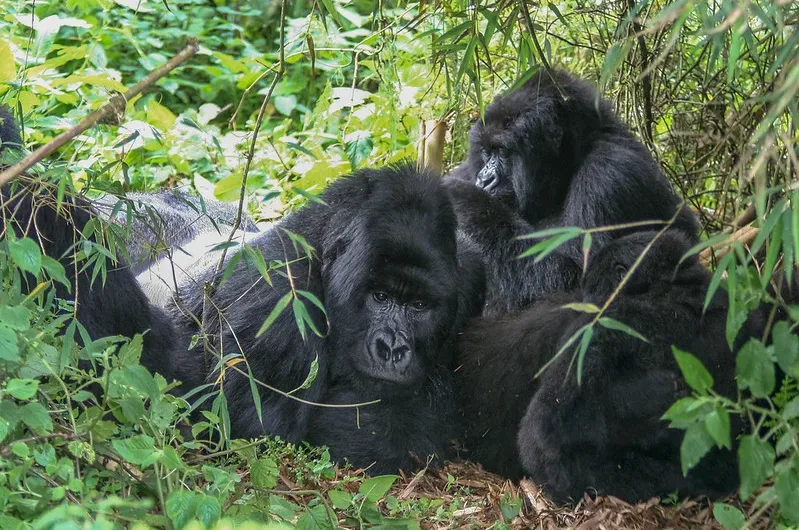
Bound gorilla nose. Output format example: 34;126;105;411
372;333;411;366
476;167;499;191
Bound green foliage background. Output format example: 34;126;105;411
0;0;798;528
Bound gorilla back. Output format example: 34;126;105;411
153;165;483;473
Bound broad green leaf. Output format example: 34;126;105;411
112;434;160;467
738;435;775;500
783;396;799;420
328;489;352;510
166;490;197;530
296;504;335;530
21;402;52;434
194;494;221;529
773;321;799;378
673;347;714;394
7;379;38;400
0;306;30;331
250;457;279;489
41;255;69;286
9;238;42;275
736;339;775;398
359;475;399;502
775;462;799;523
680;422;714;476
713;503;745;530
0;324;19;361
704;407;731;449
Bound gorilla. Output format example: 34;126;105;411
93;189;259;275
458;229;758;502
0;106;183;380
142;164;485;473
447;69;700;314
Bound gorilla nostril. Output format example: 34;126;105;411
391;345;410;363
375;338;391;361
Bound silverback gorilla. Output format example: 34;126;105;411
141;164;485;473
459;230;758;502
447;69;700;314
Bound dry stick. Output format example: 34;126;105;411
0;38;200;188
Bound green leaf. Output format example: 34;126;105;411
250;457;279;489
713;503;745;530
736;339;775;398
359;475;399;502
117;334;143;366
328;489;352;510
166;490;197;530
194;494;221;529
673;347;714;394
598;317;649;342
7;379;38;400
562;302;600;314
112;434;160;468
680;422;714;476
295;355;320;391
0;324;19;361
9;237;42;274
773;321;799;378
41;255;68;286
256;291;292;337
21;402;53;434
783;396;799;420
0;306;31;331
738;435;775;500
775;462;799;523
704;407;732;449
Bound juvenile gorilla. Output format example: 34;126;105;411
458;230;753;502
149;165;484;473
0;107;182;379
447;69;700;314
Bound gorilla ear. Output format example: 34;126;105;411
614;263;629;283
322;228;369;306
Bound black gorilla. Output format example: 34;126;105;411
93;189;259;275
447;69;700;314
0;106;182;379
458;230;754;502
145;165;484;473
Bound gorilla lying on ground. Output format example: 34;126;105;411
458;230;760;502
447;69;700;314
0;106;183;379
142;164;485;473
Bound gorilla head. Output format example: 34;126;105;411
582;229;709;302
319;168;461;386
460;71;607;225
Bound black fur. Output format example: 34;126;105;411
0;107;182;380
447;70;700;314
458;230;752;502
152;165;485;473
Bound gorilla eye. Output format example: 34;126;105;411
411;300;428;311
373;291;388;303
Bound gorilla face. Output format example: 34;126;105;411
462;86;571;225
321;173;460;387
